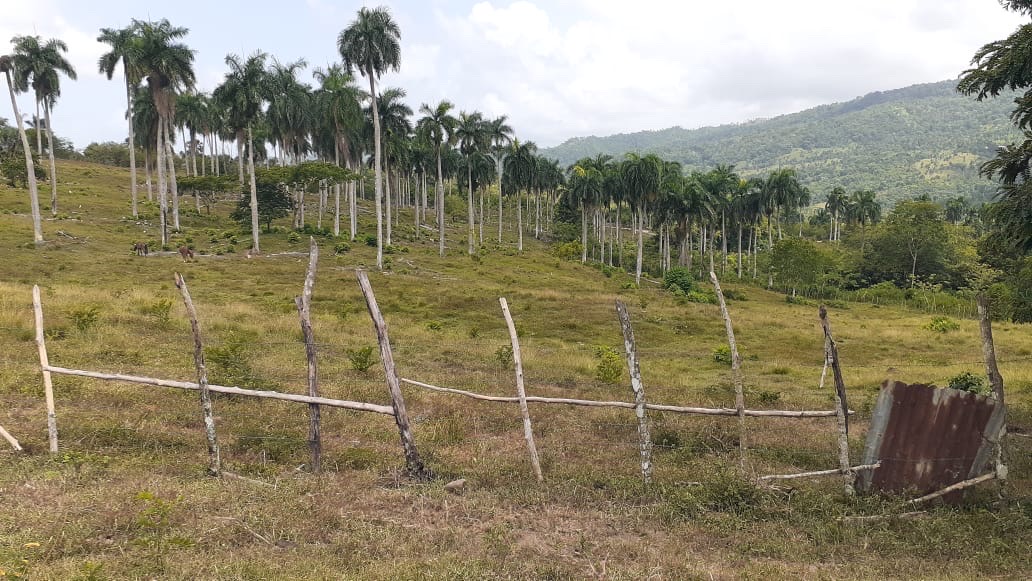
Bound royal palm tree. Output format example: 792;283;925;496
825;186;848;241
455;111;486;255
504;139;536;252
314;63;364;238
215;51;268;252
484;116;514;243
1;55;43;242
98;24;142;216
338;5;401;270
11;35;77;216
417;100;457;256
621;153;661;284
175;91;206;177
370;87;412;245
569;161;603;263
130;18;195;245
267;58;310;165
849;189;881;252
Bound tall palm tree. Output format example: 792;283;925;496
11;35;77;216
132;86;158;201
314;64;364;238
504;139;536;252
266;58;310;165
569;161;603;263
338;5;401;270
455;111;486;255
849;189;881;252
175;91;206;178
130;18;195;246
370;87;412;245
621;153;661;284
98;24;141;217
215;51;268;252
825;186;848;241
484;116;514;243
417;100;457;256
1;55;43;242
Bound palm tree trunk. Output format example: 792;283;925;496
6;71;43;243
721;210;727;269
125;75;138;218
777;208;783;240
737;224;743;279
164;117;180;231
334;141;341;237
384;166;393;246
145;148;153;202
247;124;260;253
180;126;190;177
368;72;383;268
617;203;622;268
237;135;245;185
581;203;588;263
497;158;504;244
350;173;357;241
35;99;43;155
517;190;524;252
534;190;541;238
635;207;644;285
467;162;475;255
43;103;58;216
478;185;484;245
437;148;445;257
156;116;168;247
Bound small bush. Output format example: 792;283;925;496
663;267;696;295
425;320;443;332
70;306;101;333
364;235;377;247
333;241;351;255
682;290;717;304
468;326;480;339
494;345;513;369
759;390;782;405
287;231;301;243
947;371;991;396
141;298;173;326
346;346;377;373
712;345;733;366
206;332;266;389
552;241;582;261
926;316;960;333
593;345;624;384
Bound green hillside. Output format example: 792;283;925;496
543;81;1022;205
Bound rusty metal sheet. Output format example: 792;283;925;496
856;380;1004;497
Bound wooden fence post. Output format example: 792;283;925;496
32;285;58;453
174;273;221;477
615;300;653;484
356;270;432;482
0;424;23;452
977;293;1008;483
710;272;747;469
819;305;853;495
499;297;544;482
296;237;321;473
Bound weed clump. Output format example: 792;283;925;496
947;371;991;396
926;316;960;333
346;346;377;373
593;345;624;384
70;305;101;333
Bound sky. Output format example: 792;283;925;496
1;0;1026;151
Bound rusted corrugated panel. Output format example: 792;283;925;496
857;381;1004;497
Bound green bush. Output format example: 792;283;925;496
494;345;514;369
333;241;351;255
926;316;960;333
425;320;443;332
141;298;173;326
346;346;377;373
712;345;733;366
593;345;624;384
287;231;301;243
553;241;582;261
947;371;991;396
70;306;101;333
205;332;267;389
663;267;696;295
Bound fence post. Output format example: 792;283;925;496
819;305;853;495
0;425;22;451
296;237;321;473
32;285;58;453
174;273;221;477
615;300;653;484
499;297;543;481
710;272;747;469
976;294;1008;484
356;270;432;482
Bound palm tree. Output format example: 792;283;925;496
417;100;457;256
569;161;603;263
132;86;158;202
215;51;268;252
484;116;514;243
98;24;142;217
11;35;78;216
370;87;412;245
504;139;536;252
621;153;661;284
849;189;881;252
1;55;43;242
314;64;364;238
266;58;310;165
825;186;848;241
130;18;195;246
339;5;401;270
455;111;486;255
175;91;206;178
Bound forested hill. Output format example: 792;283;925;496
542;80;1022;205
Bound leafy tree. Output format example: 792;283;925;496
98;24;141;216
770;238;837;297
231;171;292;232
865;200;951;287
11;35;77;216
339;5;401;270
0;55;43;242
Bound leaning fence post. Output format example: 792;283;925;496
819;305;853;495
499;297;544;482
710;272;747;469
296;237;322;473
977;294;1008;484
0;424;23;452
32;285;58;453
174;273;221;477
356;270;432;482
615;299;653;484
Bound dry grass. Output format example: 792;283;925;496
0;160;1030;579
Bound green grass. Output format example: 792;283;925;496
0;160;1030;579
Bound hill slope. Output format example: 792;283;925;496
543;81;1021;204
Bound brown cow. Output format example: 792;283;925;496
133;242;149;256
178;246;195;261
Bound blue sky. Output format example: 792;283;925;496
2;0;1026;151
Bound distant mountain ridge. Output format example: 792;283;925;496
541;80;1022;204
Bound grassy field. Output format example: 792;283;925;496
1;160;1030;579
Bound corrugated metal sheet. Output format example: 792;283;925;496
857;380;1004;497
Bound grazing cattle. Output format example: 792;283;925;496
178;246;195;261
133;242;149;256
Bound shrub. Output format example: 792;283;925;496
553;241;582;261
346;346;377;373
287;231;301;243
333;242;351;255
494;345;514;369
663;267;696;295
926;316;960;333
364;234;377;247
682;290;717;304
425;320;443;332
206;333;266;389
468;326;480;339
141;298;173;327
70;306;101;333
947;371;991;396
759;390;782;405
712;345;733;366
593;345;624;384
